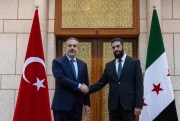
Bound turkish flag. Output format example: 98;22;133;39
13;9;52;121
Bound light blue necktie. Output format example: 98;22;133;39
70;60;76;79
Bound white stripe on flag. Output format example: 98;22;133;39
140;52;174;121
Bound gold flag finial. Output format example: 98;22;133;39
35;5;39;10
153;6;156;10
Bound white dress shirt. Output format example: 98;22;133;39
115;54;126;74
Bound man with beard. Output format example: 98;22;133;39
51;37;90;121
84;38;143;121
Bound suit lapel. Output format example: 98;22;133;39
110;60;119;81
77;59;81;80
63;55;76;80
120;56;130;80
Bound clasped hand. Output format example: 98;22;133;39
80;84;89;94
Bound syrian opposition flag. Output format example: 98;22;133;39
140;9;178;121
13;9;52;121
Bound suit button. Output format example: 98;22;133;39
118;82;120;84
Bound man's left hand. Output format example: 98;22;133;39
83;105;90;113
134;108;141;116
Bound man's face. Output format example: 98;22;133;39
66;39;79;58
111;41;124;59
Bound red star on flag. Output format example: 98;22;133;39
167;69;170;76
152;83;163;95
143;99;148;106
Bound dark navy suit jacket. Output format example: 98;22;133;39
51;55;90;111
89;56;143;111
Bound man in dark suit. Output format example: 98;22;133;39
84;38;143;121
51;37;90;121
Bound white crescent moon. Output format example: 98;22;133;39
22;57;46;83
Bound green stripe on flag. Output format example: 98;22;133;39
145;9;165;70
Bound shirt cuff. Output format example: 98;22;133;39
78;83;82;89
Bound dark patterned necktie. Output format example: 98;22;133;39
118;59;122;79
70;60;76;78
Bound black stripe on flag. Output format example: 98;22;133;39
153;100;178;121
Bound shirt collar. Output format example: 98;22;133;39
116;53;126;62
121;53;126;62
66;54;77;62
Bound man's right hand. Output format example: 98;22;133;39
80;84;89;94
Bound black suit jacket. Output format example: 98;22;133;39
89;56;143;111
51;55;90;111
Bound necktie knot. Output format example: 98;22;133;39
70;59;75;63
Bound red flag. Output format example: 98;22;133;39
13;9;52;121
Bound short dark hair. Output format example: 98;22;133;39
111;38;124;45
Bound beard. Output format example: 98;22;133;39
113;49;124;59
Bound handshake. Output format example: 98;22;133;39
80;84;89;94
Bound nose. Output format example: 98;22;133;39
70;45;74;49
114;46;119;50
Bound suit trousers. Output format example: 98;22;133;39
53;103;82;121
109;99;135;121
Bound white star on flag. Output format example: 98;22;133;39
33;78;45;91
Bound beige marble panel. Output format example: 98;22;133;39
140;20;147;33
47;75;55;89
16;34;29;74
18;0;34;19
41;32;47;57
174;34;180;75
4;20;32;33
173;0;180;19
0;34;16;74
1;75;21;89
163;20;180;33
163;34;174;75
0;20;3;32
0;90;15;121
48;20;54;32
48;0;55;19
49;90;55;120
174;91;180;120
0;75;2;88
171;76;180;90
47;33;56;75
49;90;55;106
140;0;147;19
138;33;148;72
0;0;18;19
42;33;48;74
162;0;172;19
